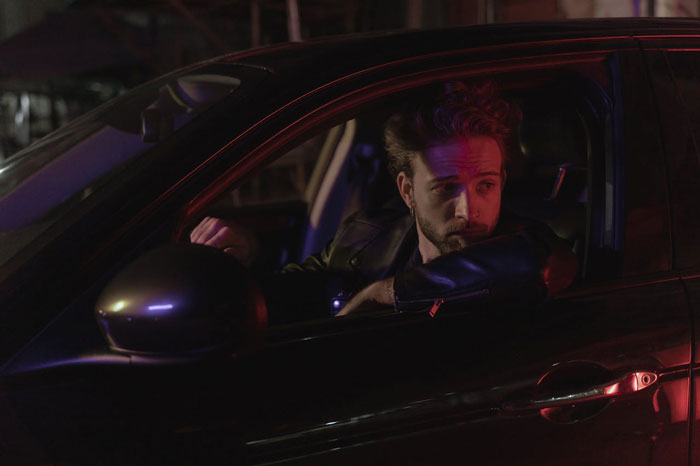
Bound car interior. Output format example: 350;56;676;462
183;63;616;321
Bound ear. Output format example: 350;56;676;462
396;171;414;208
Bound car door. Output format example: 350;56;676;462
639;38;700;466
172;43;691;465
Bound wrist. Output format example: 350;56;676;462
378;277;394;306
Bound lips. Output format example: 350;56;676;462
448;228;488;239
448;222;488;234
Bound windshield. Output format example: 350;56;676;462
0;63;249;269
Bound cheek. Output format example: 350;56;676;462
479;193;501;217
416;194;453;222
417;190;445;210
413;190;429;209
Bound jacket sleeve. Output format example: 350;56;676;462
280;242;332;273
393;224;577;312
264;220;354;323
279;211;358;274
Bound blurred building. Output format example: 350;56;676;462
0;0;698;161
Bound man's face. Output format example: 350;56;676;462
399;135;504;262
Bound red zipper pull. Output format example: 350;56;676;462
429;298;444;318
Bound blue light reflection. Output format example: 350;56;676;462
147;303;174;312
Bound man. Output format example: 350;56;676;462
191;81;577;318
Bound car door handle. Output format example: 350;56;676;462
502;371;658;412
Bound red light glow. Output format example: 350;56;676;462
605;383;620;395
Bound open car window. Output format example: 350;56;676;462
184;59;624;325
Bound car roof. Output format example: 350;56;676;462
219;18;700;74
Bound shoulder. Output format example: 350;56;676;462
328;201;416;279
333;201;412;249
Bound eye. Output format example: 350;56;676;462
433;182;459;196
477;181;496;194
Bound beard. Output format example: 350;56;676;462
415;210;491;256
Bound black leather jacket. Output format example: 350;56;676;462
263;205;577;321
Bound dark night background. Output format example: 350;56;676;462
0;0;696;161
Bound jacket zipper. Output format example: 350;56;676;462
428;298;444;318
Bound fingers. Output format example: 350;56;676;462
189;217;257;266
335;278;395;317
335;296;359;316
336;286;370;316
190;217;215;243
206;226;237;248
190;217;232;245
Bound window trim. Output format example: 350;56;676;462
176;50;638;314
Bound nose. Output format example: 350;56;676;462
454;189;469;220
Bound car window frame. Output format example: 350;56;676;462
176;44;654;331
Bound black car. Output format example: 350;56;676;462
2;18;700;465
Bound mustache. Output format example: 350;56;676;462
446;221;489;236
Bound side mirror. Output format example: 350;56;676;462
95;244;266;357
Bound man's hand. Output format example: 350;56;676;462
190;217;259;267
336;277;395;317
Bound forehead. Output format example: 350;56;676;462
419;136;503;179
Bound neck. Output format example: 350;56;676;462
415;222;440;264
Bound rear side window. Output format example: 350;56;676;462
652;51;700;270
613;51;671;277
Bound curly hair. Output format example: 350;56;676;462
384;81;521;179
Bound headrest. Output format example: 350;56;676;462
518;89;590;168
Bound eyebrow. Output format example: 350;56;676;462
476;171;502;178
430;171;502;183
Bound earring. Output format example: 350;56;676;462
409;204;415;218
